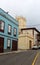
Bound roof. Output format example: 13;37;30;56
21;27;39;33
0;8;18;25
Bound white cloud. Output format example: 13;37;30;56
0;0;40;30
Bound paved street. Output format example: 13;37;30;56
0;50;38;65
35;51;40;65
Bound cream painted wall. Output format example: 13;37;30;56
23;30;34;38
16;16;38;50
18;33;34;50
16;16;26;29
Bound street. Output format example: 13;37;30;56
0;50;39;65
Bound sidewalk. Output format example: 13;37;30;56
0;50;27;56
35;52;40;65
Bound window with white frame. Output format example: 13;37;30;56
13;28;17;36
8;25;12;34
7;39;11;48
0;21;4;32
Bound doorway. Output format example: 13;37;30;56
0;37;4;53
12;40;18;51
29;40;32;49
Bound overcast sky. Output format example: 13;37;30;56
0;0;40;30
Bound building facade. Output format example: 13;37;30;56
16;16;26;35
0;8;18;53
37;32;40;46
18;28;39;50
16;16;26;29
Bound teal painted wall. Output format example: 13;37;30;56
0;8;18;49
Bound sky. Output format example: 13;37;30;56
0;0;40;30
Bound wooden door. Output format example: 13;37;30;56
12;40;18;51
0;37;4;53
29;40;32;49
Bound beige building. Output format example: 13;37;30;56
16;16;26;35
16;16;39;50
16;16;26;28
37;32;40;46
18;28;39;50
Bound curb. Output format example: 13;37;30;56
32;52;39;65
0;50;27;56
0;51;21;56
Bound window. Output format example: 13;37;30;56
0;20;4;32
13;28;17;36
8;25;12;35
7;39;11;49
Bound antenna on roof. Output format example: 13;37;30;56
6;12;9;14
